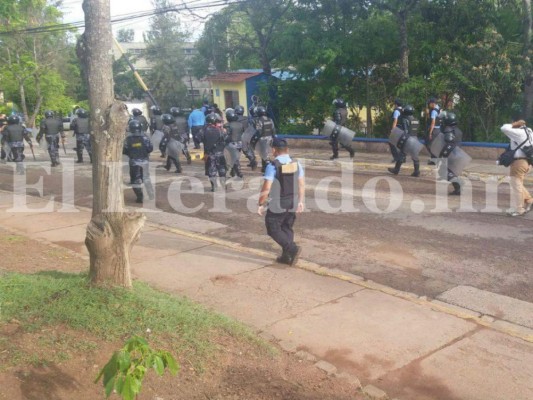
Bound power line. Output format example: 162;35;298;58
0;0;245;36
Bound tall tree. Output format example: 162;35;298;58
78;0;145;288
117;28;135;43
144;0;188;109
522;0;533;119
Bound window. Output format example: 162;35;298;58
224;90;240;109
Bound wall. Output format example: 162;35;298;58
284;138;502;161
211;81;247;110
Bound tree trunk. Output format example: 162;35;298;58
398;9;409;81
79;0;145;288
522;0;533;119
18;82;30;127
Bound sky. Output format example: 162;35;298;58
60;0;224;41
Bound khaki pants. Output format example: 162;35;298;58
510;159;532;213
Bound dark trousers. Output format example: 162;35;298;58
191;126;202;149
265;209;297;254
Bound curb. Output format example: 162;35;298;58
151;222;533;344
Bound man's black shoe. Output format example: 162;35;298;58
288;246;301;266
276;254;291;265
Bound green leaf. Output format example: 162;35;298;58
104;375;116;398
163;352;180;375
122;375;136;400
153;355;165;376
117;350;131;373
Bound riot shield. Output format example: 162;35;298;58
166;138;183;160
257;136;272;160
323;120;355;147
389;127;423;161
242;126;256;148
150;130;164;152
225;142;241;166
430;132;471;178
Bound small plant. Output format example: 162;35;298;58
95;336;179;400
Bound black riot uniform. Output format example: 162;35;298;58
150;107;165;157
388;105;421;177
37;111;64;167
70;108;92;163
131;108;149;133
330;98;354;159
0;114;8;162
123;120;154;203
255;106;276;173
201;113;227;192
236;105;257;170
1;115;33;174
438;112;464;195
224;108;245;178
160;114;182;173
170;107;191;164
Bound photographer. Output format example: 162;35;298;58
500;120;533;216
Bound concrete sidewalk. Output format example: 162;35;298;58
1;193;532;400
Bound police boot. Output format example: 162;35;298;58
89;154;93;164
388;161;402;175
330;152;339;160
349;148;355;159
450;181;461;196
184;149;192;164
210;178;217;192
411;161;420;177
250;160;257;171
76;151;83;163
230;166;236;177
133;188;143;203
174;158;182;173
164;157;172;171
235;164;243;179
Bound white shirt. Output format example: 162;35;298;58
500;124;533;158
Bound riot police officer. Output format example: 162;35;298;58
0;113;8;162
1;115;33;174
426;97;441;164
170;107;192;164
237;105;258;170
330;98;355;159
389;98;403;163
131;108;149;133
123;119;154;203
70;108;92;163
255;105;276;172
224;108;245;178
388;105;422;176
201;113;227;192
160;113;183;173
150;106;165;157
37;110;64;167
436;112;465;196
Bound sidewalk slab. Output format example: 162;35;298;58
267;290;476;381
131;244;268;293
378;329;533;400
130;229;208;263
438;285;533;329
188;266;364;329
0;192;50;209
147;211;227;234
0;210;90;234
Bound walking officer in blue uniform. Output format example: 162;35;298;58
258;137;305;266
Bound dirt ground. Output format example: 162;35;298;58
0;229;363;400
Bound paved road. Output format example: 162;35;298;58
1;140;532;317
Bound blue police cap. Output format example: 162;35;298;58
272;137;288;148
